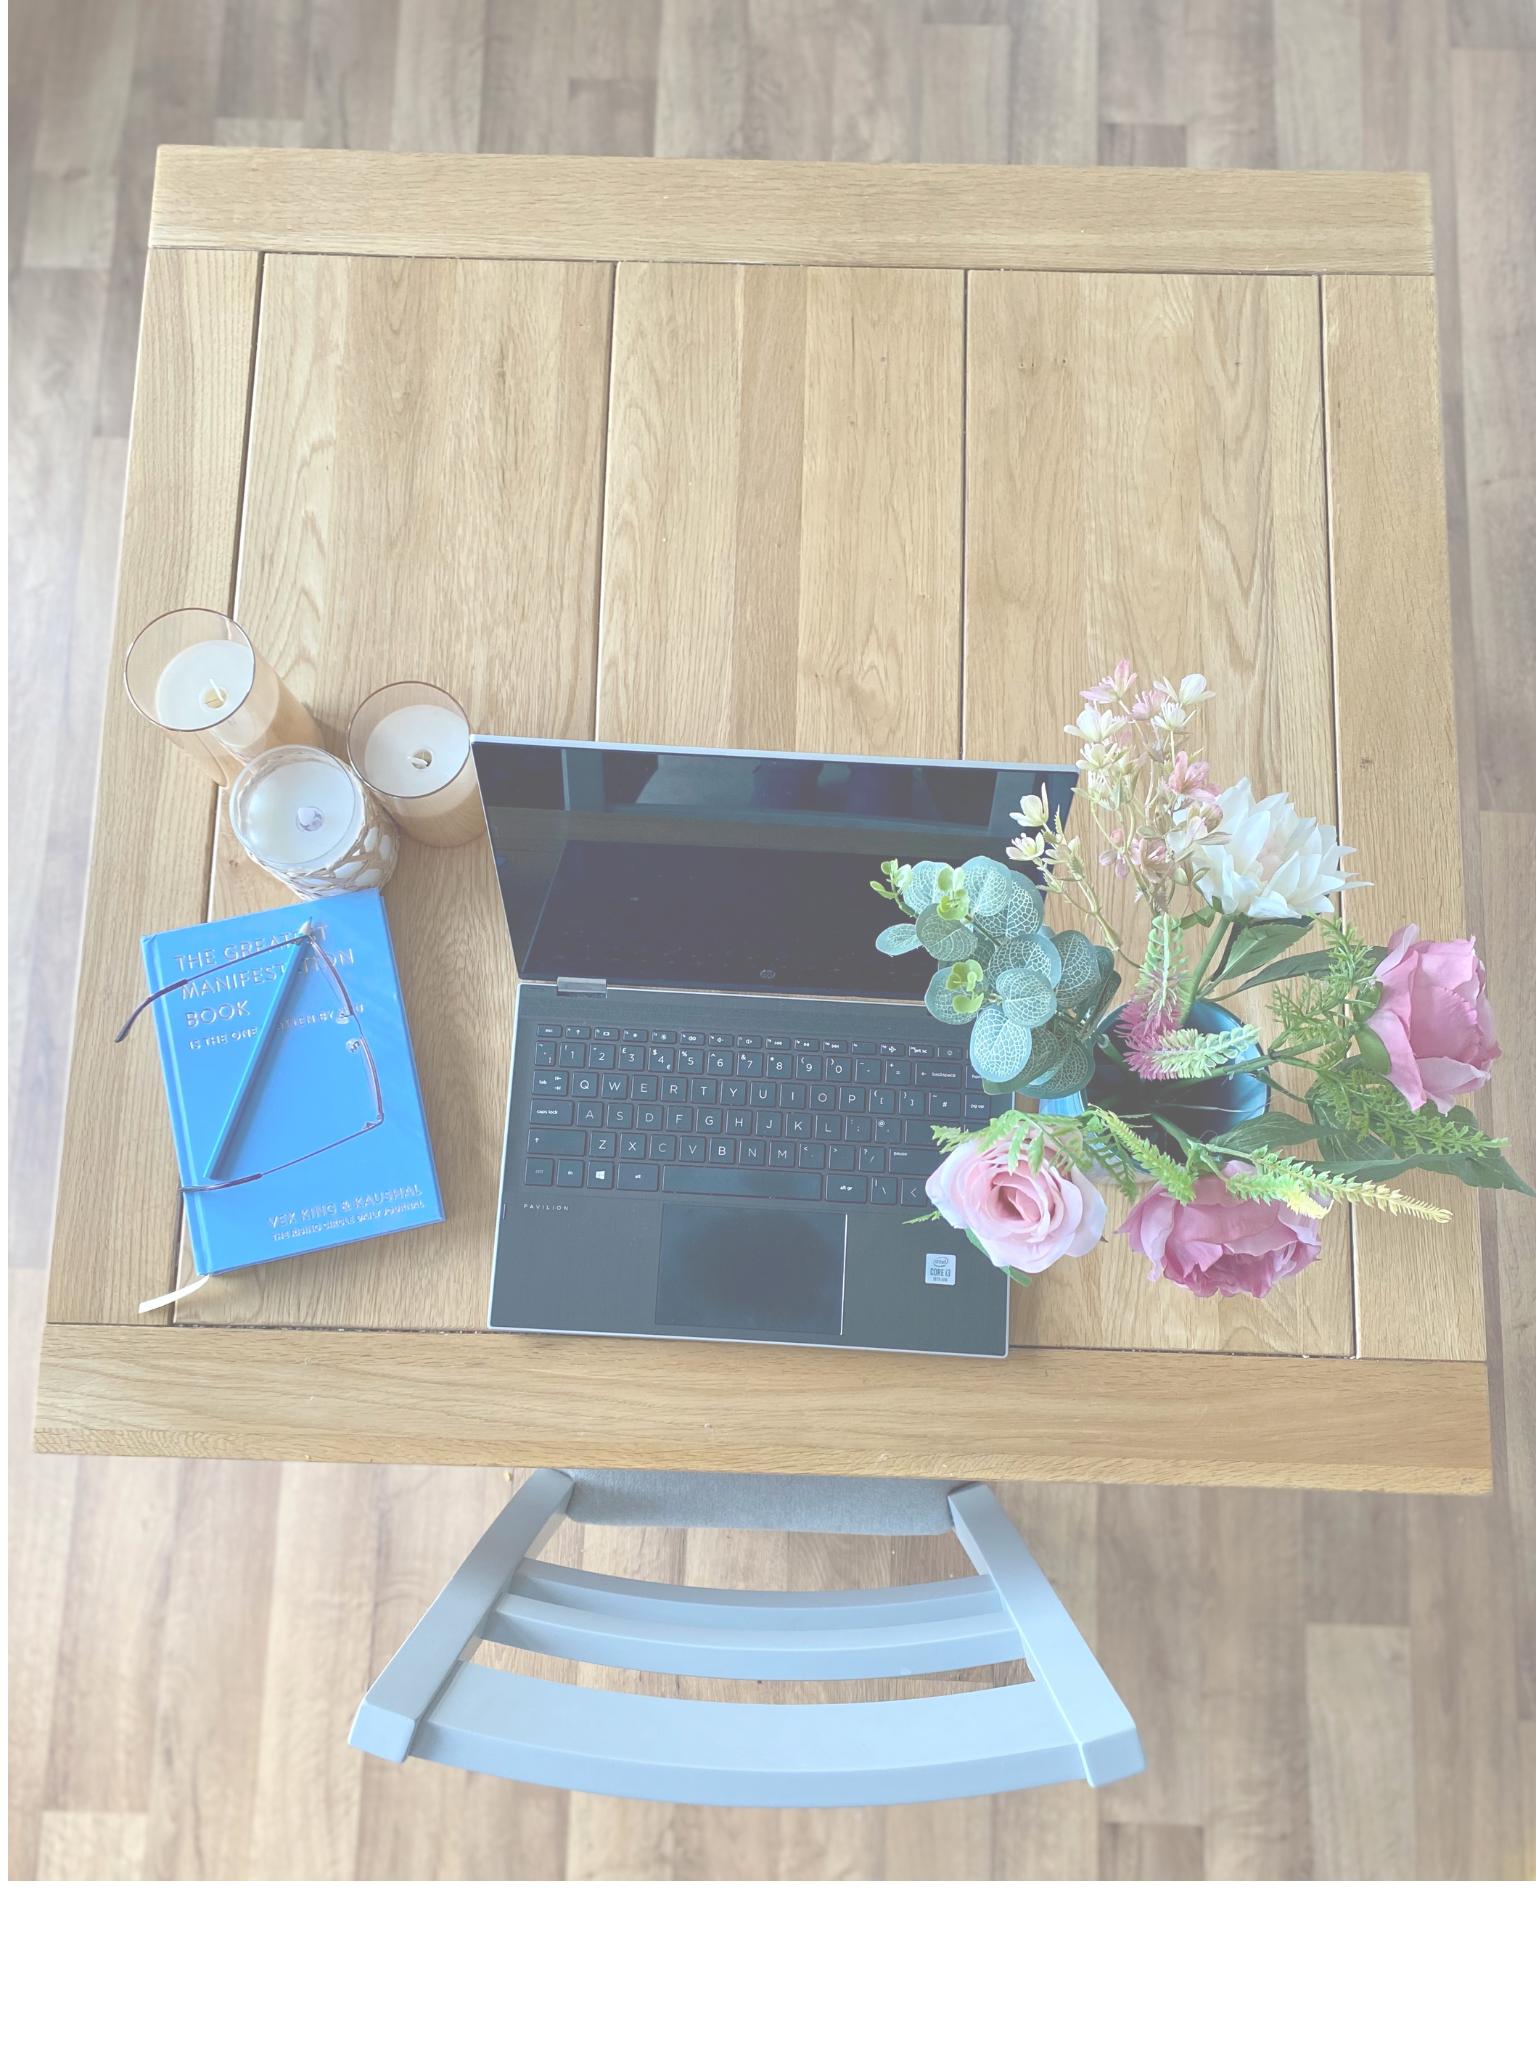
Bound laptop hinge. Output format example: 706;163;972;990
556;977;607;997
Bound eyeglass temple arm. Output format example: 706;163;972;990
113;925;313;1044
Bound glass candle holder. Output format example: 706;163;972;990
229;745;398;901
347;681;484;848
124;609;322;787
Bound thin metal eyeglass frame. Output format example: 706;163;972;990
115;929;384;1192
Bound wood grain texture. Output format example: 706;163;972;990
919;23;1010;163
1100;1821;1205;1877
42;1454;180;1812
247;1461;380;1880
142;1460;282;1879
1481;813;1536;1719
1306;1622;1416;1878
20;0;139;271
1009;0;1097;166
1323;273;1486;1363
390;0;487;154
1452;51;1536;815
45;248;258;1326
9;423;124;1271
1201;1488;1308;1877
598;260;962;760
36;1810;148;1880
831;0;922;165
964;267;1351;1358
146;146;1436;272
1098;0;1184;126
34;1322;1492;1490
1275;0;1365;172
177;252;613;1328
1184;0;1276;170
1407;1494;1523;1876
1096;1488;1204;1824
8;1273;77;1881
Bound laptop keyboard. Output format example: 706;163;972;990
521;1024;995;1206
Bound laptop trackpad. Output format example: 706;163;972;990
655;1204;846;1338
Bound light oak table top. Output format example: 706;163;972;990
36;148;1489;1492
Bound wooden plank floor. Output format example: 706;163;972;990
9;0;1534;1882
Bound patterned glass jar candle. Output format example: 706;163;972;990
229;745;399;901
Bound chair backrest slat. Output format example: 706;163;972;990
416;1662;1081;1809
486;1587;1023;1681
512;1559;1006;1627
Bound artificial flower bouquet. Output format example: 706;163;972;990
872;661;1530;1301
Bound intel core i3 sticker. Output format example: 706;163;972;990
925;1252;956;1286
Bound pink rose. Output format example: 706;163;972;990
1370;924;1501;1113
1120;1169;1323;1300
926;1135;1106;1275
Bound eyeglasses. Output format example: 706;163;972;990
116;927;383;1193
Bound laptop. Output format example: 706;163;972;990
473;739;1076;1360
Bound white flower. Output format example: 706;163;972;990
1064;705;1124;745
1010;792;1049;830
1190;779;1368;918
1177;673;1210;705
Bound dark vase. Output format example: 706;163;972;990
1056;1000;1270;1160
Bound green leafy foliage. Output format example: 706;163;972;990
915;904;976;962
1216;1111;1321;1154
1137;1023;1261;1080
1137;912;1183;1023
995;967;1057;1028
870;858;914;903
1031;1032;1096;1100
875;922;921;955
924;969;970;1026
958;855;1013;917
1212;916;1313;987
945;958;986;1017
1053;926;1102;1002
970;1005;1034;1085
900;862;945;914
999;875;1045;938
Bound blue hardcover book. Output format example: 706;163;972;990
141;890;444;1275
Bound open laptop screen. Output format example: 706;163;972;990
473;740;1076;1001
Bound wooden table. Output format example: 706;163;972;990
35;148;1490;1493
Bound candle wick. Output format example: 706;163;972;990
201;683;228;711
409;746;434;772
296;807;326;833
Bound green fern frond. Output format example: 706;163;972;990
1140;1023;1261;1079
1088;1106;1196;1201
1136;912;1184;1024
1224;1150;1451;1222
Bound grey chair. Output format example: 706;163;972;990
349;1469;1145;1808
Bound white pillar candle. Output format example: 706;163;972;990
240;752;360;868
361;701;470;795
153;638;255;731
347;682;483;848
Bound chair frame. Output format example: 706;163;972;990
349;1471;1144;1807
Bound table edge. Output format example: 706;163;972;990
146;149;1435;275
33;1320;1492;1495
